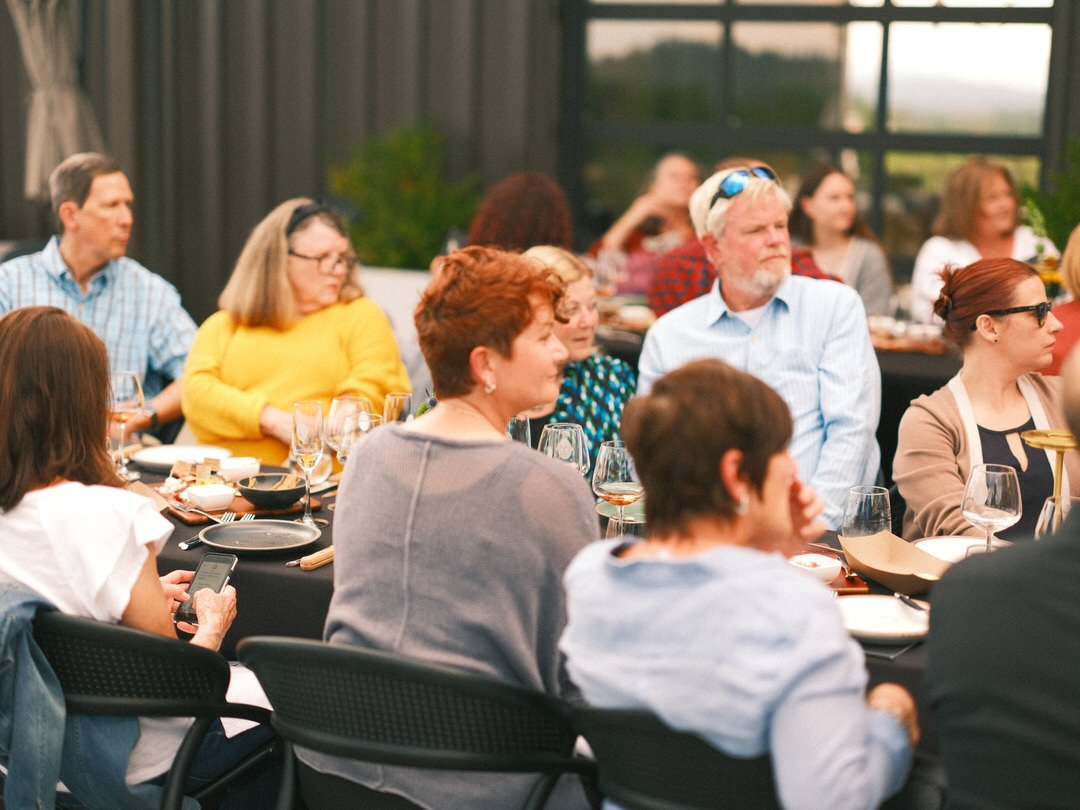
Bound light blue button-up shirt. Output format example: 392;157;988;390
0;237;196;399
638;276;881;528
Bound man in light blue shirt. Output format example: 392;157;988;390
638;167;880;528
0;153;195;436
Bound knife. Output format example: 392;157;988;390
894;592;928;612
285;545;334;570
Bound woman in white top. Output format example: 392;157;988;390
910;157;1057;323
0;306;266;803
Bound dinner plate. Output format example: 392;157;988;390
913;536;1011;563
197;519;320;553
836;594;930;644
132;444;232;473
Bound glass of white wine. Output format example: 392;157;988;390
109;371;146;481
961;463;1021;556
292;400;324;528
592;440;644;536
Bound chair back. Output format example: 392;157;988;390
888;483;907;537
238;636;586;774
573;707;779;810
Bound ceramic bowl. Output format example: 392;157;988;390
184;483;237;511
238;474;305;511
219;456;261;483
788;553;842;584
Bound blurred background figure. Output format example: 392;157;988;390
304;247;595;809
561;359;917;810
590;153;699;295
466;172;574;252
522;245;636;461
910;157;1057;323
789;163;893;317
894;258;1078;541
183;198;410;463
1047;223;1080;375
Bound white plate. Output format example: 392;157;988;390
132;444;232;473
837;594;930;643
913;536;1011;564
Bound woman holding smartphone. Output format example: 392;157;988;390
0;306;271;807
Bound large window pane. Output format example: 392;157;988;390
887;23;1050;136
587;20;723;123
730;22;881;131
892;0;1050;7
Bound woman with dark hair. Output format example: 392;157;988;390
0;306;269;805
910;157;1057;323
560;359;917;810
895;258;1079;540
789;163;892;316
299;247;597;809
183;197;410;462
466;172;574;252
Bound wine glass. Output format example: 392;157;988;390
383;392;413;424
592;440;644;535
506;414;531;445
961;464;1021;555
109;371;146;481
1034;495;1080;540
537;423;590;476
841;485;891;538
324;395;372;460
292;400;324;528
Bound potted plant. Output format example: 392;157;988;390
1023;138;1080;297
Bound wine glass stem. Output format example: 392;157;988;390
615;505;625;535
117;422;127;476
302;470;313;524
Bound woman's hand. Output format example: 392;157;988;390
259;404;293;445
182;584;238;651
159;569;193;617
789;479;826;544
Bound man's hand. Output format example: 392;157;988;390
868;683;920;747
789;479;826;544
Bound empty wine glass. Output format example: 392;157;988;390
592;440;643;535
292;400;324;528
506;414;531;445
1034;495;1080;540
962;463;1021;555
336;412;382;466
537;423;590;475
324;395;372;460
841;485;891;538
383;392;413;424
109;371;146;481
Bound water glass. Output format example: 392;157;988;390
1034;495;1080;540
537;423;590;475
383;392;413;424
841;485;891;538
506;414;532;445
961;463;1021;555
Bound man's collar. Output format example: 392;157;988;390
43;236;113;290
707;274;793;324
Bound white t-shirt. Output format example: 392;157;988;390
0;481;182;784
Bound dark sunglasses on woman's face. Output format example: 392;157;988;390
971;301;1051;330
708;166;780;210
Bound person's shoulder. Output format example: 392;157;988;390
786;273;860;307
651;289;710;326
586;352;634;378
902;383;956;422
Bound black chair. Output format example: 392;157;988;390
888;482;907;536
237;636;595;810
573;706;780;810
31;610;279;810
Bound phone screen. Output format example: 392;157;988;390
174;552;237;625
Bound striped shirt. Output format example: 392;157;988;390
0;237;196;399
638;276;881;529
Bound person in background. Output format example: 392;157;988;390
789;163;893;317
561;359;917;810
589;153;699;295
466;172;574;252
647;157;838;317
910;157;1057;324
924;344;1080;807
300;247;596;810
639;166;880;529
521;245;636;460
183;199;410;463
0;306;270;807
0;152;195;441
894;258;1079;541
1046;223;1080;375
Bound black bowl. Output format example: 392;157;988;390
238;473;306;511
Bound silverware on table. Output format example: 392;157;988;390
894;592;928;612
177;512;254;550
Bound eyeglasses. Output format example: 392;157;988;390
288;250;358;275
971;301;1051;330
708;167;780;210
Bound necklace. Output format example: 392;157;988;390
438;401;503;435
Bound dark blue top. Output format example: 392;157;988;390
978;417;1053;542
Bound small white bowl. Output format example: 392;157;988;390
220;457;260;483
185;483;236;511
788;553;842;584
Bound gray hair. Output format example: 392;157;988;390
689;169;792;240
48;153;123;230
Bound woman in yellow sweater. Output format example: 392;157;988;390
182;199;410;463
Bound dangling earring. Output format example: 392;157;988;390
735;494;750;515
484;380;497;394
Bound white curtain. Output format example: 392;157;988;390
5;0;104;200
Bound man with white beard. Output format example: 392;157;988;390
638;166;881;529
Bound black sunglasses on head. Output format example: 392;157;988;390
286;201;336;236
971;301;1051;330
708;167;780;211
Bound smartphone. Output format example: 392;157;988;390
174;552;238;626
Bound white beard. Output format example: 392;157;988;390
724;262;791;302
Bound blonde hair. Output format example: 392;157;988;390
218;197;363;328
523;245;592;285
1060;224;1080;298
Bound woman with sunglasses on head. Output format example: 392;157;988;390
183;198;411;462
894;258;1080;541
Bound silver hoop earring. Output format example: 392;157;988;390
484;381;497;394
735;494;750;515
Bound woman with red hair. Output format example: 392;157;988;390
894;258;1080;540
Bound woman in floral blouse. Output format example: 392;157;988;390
522;246;637;468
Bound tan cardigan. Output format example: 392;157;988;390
893;373;1080;540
